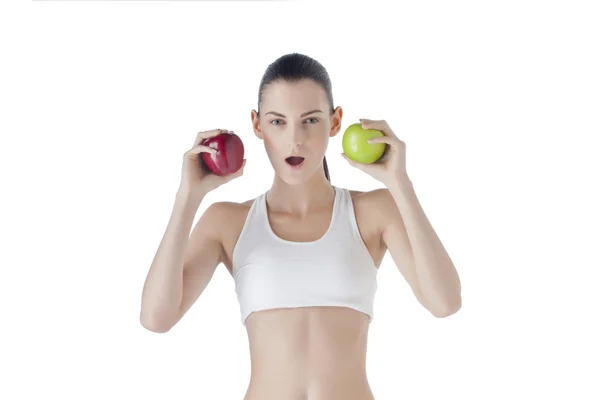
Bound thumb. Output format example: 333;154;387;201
224;159;246;181
203;160;246;189
342;153;378;174
341;153;363;169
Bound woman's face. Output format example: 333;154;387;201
251;79;343;183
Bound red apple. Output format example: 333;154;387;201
200;132;245;176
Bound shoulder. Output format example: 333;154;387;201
207;196;257;217
342;187;398;231
343;186;394;210
205;195;259;233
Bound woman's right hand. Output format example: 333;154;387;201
179;129;246;198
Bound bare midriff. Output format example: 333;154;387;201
242;306;376;400
220;192;384;399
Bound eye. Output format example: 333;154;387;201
305;117;319;124
270;119;284;126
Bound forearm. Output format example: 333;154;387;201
140;190;204;329
388;177;462;315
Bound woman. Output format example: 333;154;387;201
140;53;462;400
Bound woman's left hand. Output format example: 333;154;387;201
341;119;409;185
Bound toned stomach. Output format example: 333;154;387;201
242;306;376;400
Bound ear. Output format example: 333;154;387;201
251;109;263;140
329;106;343;138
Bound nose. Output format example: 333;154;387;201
289;126;306;149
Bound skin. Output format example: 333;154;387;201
219;191;384;400
229;79;387;399
142;79;427;399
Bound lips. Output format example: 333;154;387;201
285;156;305;166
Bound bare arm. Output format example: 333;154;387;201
139;190;224;333
378;180;461;317
371;189;431;311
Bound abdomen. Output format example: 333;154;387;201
243;306;375;400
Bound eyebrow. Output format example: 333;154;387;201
265;109;323;118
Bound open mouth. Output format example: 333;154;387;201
285;156;305;167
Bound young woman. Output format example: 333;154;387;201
140;53;462;400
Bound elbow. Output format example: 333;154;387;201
429;277;462;318
141;320;171;333
139;311;174;333
430;297;462;318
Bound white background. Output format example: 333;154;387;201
1;0;599;399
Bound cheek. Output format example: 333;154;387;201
263;134;277;152
262;133;286;162
312;128;330;148
263;132;275;146
263;130;287;150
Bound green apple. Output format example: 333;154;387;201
342;123;386;164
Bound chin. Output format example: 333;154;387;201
278;160;318;185
279;172;307;185
282;176;308;185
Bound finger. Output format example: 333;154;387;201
367;136;398;145
341;153;363;168
194;129;229;147
359;119;394;136
341;153;383;170
186;144;218;156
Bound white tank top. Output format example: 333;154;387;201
231;186;379;326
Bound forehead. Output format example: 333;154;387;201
261;79;328;111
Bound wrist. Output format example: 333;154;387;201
175;187;205;208
386;173;413;190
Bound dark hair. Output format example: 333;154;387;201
257;53;334;182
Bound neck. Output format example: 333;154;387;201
267;171;334;217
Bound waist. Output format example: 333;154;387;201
246;307;370;372
245;372;374;400
243;308;374;399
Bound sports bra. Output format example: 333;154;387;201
231;185;379;326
